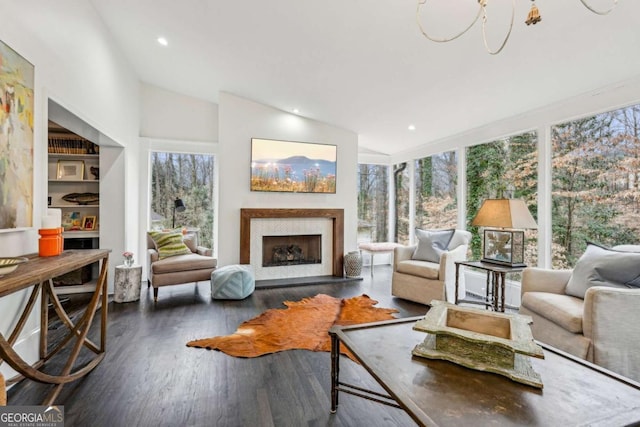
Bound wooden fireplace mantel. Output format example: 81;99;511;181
240;208;344;277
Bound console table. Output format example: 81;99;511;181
329;317;640;426
0;249;110;405
454;260;525;312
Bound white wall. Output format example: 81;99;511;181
218;92;359;268
0;0;139;380
140;83;219;142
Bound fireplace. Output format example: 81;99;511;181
240;208;344;280
262;234;322;267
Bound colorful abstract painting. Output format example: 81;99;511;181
0;40;34;229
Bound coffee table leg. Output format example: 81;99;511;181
330;332;339;413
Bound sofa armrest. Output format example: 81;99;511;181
393;245;416;271
521;267;572;296
583;286;640;382
440;245;468;303
196;246;213;257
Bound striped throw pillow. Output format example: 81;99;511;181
148;230;192;259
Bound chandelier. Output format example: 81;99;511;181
416;0;619;55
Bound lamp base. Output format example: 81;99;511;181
480;258;527;268
481;229;526;268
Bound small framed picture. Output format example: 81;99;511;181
57;160;85;180
82;215;97;230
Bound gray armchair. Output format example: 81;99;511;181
147;234;217;301
520;247;640;382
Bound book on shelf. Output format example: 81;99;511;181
48;137;99;155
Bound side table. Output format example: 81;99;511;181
114;264;142;303
454;260;525;312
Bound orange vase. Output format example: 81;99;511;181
39;228;62;257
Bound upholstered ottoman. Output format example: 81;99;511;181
211;264;255;300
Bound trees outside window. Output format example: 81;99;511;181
552;105;640;267
357;164;389;243
150;152;216;249
466;132;538;263
415;151;458;230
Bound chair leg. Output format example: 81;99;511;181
153;287;158;302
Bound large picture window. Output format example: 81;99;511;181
394;162;410;245
150;152;216;249
415;151;458;230
552;105;640;267
357;164;389;244
466;132;538;263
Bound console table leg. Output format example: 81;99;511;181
500;273;506;313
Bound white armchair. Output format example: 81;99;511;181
520;248;640;382
392;230;472;306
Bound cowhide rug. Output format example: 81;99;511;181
186;294;398;361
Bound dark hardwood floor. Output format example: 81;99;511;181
7;265;428;427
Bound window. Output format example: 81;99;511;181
466;132;538;263
393;162;410;244
357;164;389;244
415;151;458;230
552;104;640;267
150;152;216;249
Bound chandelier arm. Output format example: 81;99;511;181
481;0;515;55
579;0;618;15
416;0;484;43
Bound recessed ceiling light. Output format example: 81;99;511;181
293;108;300;114
408;125;416;131
157;37;168;46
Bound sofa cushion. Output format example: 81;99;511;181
148;230;192;259
412;228;455;263
565;243;640;299
151;253;217;274
521;291;584;333
397;260;440;280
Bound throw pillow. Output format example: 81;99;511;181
412;228;455;263
148;230;192;259
183;236;197;253
565;242;640;299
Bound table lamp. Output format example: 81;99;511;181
471;199;537;267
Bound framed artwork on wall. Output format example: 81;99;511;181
250;138;337;193
0;39;35;230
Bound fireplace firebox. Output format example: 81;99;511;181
262;234;322;267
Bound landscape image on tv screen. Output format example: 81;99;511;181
251;138;337;193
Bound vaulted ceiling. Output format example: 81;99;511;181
90;1;640;155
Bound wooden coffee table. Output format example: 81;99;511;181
329;317;640;426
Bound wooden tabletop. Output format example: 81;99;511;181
332;317;640;427
0;249;110;298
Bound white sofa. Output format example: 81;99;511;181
520;244;640;382
392;230;472;306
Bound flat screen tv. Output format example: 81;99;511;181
251;138;337;193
